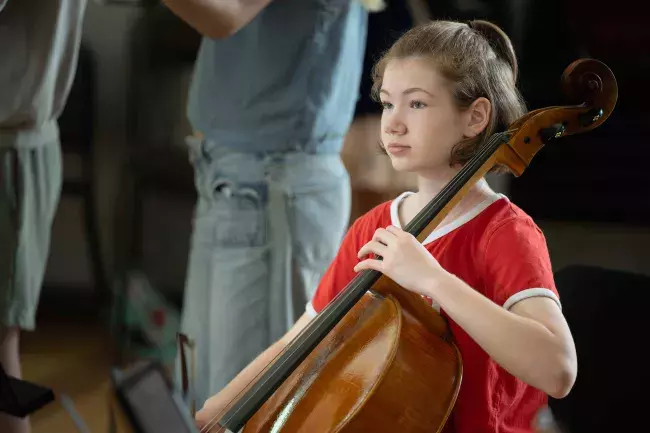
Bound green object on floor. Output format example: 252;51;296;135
110;271;180;369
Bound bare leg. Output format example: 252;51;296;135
0;327;30;433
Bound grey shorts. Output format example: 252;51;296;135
0;138;62;330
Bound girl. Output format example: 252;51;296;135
196;19;577;433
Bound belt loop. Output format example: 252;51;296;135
200;139;211;163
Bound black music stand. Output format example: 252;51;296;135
0;363;54;418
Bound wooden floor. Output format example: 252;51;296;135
21;317;118;433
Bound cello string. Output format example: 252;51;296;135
201;130;511;433
209;132;508;432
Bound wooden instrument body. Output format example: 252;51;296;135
243;277;462;433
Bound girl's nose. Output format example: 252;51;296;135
384;116;406;135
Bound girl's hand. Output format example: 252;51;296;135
195;393;228;432
354;225;445;296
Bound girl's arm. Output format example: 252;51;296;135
424;271;576;398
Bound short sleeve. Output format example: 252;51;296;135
482;217;561;311
306;217;365;318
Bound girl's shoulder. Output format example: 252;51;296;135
472;197;550;262
479;196;544;237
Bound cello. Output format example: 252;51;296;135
199;58;617;433
112;58;617;433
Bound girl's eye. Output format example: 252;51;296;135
411;100;427;109
381;101;393;110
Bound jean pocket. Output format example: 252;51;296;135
209;180;269;248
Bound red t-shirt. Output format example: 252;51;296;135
306;192;560;433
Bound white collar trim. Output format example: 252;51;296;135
390;181;507;246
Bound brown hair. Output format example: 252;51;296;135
371;20;527;172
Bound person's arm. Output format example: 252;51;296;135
161;0;273;39
195;312;313;428
423;273;576;399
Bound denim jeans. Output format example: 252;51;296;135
178;136;351;407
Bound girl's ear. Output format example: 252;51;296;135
464;97;491;138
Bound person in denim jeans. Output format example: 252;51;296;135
162;0;382;407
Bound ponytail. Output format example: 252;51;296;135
467;20;519;81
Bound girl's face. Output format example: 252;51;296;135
379;56;489;179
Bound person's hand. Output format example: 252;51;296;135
354;225;445;296
194;393;228;432
195;417;207;431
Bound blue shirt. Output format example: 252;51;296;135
187;0;368;154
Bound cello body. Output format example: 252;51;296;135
244;280;462;433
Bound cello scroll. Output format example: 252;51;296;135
497;58;617;176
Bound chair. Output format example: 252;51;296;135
550;265;649;432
